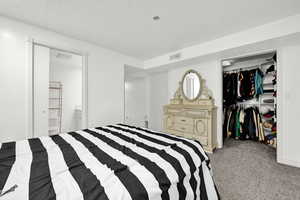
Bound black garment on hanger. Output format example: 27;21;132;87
239;69;257;100
223;73;237;106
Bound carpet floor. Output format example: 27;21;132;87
209;139;300;200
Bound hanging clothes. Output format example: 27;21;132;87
223;105;265;142
223;55;277;147
235;107;241;139
255;69;264;97
223;73;238;106
223;68;264;105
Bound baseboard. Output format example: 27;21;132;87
277;157;300;168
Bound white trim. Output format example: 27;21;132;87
221;49;276;64
28;40;89;136
32;38;89;56
217;63;223;149
82;55;89;129
26;38;34;139
276;48;284;163
277;157;300;168
123;65;126;124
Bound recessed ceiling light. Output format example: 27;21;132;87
153;16;160;21
222;60;233;66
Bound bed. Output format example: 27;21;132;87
0;124;219;200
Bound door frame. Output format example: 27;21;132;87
27;39;89;138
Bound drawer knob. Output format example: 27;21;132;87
181;119;186;122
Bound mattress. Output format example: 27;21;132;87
0;124;219;200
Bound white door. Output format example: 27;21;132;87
125;77;147;127
33;45;50;137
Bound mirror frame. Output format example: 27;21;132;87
180;69;203;102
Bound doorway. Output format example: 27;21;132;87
32;43;87;137
124;66;148;127
222;51;278;158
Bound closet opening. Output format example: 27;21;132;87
222;51;278;152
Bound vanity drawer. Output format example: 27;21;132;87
174;116;194;125
187;110;209;118
173;124;194;133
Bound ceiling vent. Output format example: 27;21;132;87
169;53;181;61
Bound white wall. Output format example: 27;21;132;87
147;72;169;131
125;78;147;127
277;44;300;167
0;16;142;142
0;32;28;142
50;59;82;132
167;61;223;147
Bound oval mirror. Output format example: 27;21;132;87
181;70;202;101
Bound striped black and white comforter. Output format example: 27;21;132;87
0;124;219;200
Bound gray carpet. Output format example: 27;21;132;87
209;139;300;200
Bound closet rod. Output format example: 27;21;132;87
237;103;274;105
223;60;274;72
225;102;275;106
223;64;261;72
